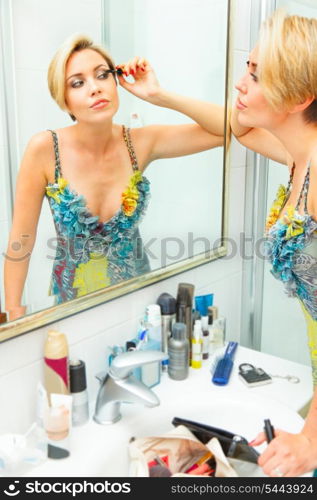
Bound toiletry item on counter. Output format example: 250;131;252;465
176;283;195;364
69;359;89;426
195;294;213;361
208;308;225;354
168;322;189;380
140;332;161;388
212;341;238;385
145;304;162;349
157;293;176;372
0;423;47;476
191;320;203;369
44;329;70;403
195;293;214;316
140;305;162;388
208;305;218;321
201;316;209;360
44;393;72;459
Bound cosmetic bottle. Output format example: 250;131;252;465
157;293;176;372
176;283;195;364
168;323;189;380
201;316;209;360
140;305;162;388
191;320;202;369
69;359;89;427
209;314;225;355
44;393;72;459
44;329;69;403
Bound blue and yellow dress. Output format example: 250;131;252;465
45;126;150;304
265;161;317;385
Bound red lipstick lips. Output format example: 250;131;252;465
90;99;109;110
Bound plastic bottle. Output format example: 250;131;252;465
201;316;209;360
191;320;202;369
69;359;89;426
44;329;69;402
209;317;225;354
168;323;189;380
140;305;162;388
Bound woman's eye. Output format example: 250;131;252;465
71;79;84;88
97;71;110;79
250;73;258;82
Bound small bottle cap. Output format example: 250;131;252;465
172;322;186;340
45;329;68;359
69;359;87;393
201;316;209;331
126;341;136;351
157;293;176;315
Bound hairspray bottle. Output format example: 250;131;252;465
176;283;195;365
157;293;176;372
44;329;70;403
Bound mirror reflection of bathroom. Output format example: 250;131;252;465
0;0;228;323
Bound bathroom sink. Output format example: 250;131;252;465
27;389;306;477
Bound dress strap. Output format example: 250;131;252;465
295;160;311;214
122;125;139;171
48;130;62;182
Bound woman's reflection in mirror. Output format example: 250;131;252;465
4;35;224;321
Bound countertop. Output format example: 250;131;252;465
23;345;313;477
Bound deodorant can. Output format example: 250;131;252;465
70;359;89;426
168;323;189;380
44;329;69;402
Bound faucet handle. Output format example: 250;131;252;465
110;350;168;379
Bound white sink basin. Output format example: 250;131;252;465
28;389;305;477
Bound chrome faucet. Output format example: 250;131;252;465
93;349;168;424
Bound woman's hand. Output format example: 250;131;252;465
250;429;317;477
7;305;27;321
116;57;163;104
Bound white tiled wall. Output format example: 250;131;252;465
0;0;250;435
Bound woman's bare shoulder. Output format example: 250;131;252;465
25;130;54;156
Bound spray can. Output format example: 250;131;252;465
44;329;69;403
157;293;176;372
168;323;189;380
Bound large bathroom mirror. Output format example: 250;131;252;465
0;0;232;341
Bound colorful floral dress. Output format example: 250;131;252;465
45;127;150;304
265;161;317;383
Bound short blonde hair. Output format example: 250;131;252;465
258;9;317;122
48;34;115;114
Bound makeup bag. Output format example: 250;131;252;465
128;420;264;477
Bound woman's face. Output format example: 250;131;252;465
235;46;287;130
65;48;119;124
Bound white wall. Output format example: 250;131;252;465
0;0;250;435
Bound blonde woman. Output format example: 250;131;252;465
4;35;224;320
231;11;317;477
